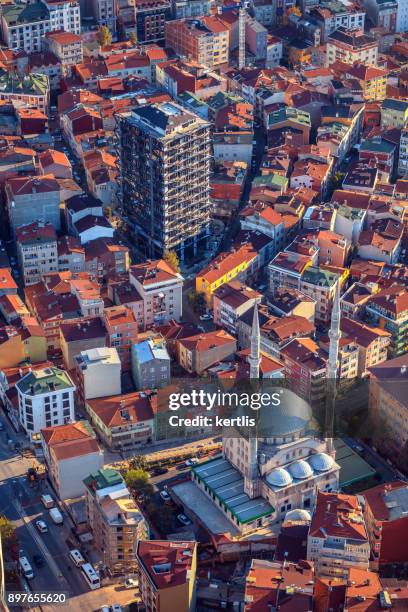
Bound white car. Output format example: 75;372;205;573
111;605;122;612
177;513;192;526
200;313;213;321
124;577;139;589
100;607;110;612
185;458;199;467
35;520;48;533
160;490;171;502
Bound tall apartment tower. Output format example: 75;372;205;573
116;102;211;260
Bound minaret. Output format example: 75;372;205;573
244;304;260;498
248;304;261;380
325;279;341;455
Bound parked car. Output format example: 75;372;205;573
152;467;168;476
0;422;4;431
160;490;171;502
32;554;45;568
200;313;213;321
124;577;139;589
35;520;48;533
185;458;199;467
177;513;192;526
111;605;122;612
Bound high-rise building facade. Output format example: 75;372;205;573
117;102;210;260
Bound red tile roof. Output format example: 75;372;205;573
137;540;196;590
0;268;17;292
309;491;368;541
42;420;93;446
86;392;154;428
178;329;235;352
130;259;180;286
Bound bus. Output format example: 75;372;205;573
80;563;100;590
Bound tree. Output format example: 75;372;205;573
0;516;14;542
187;289;206;313
97;26;112;47
0;516;16;560
329;171;345;192
164;250;180;273
129;31;137;45
128;455;148;471
124;468;153;499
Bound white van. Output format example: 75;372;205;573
41;494;54;509
19;556;34;579
69;549;85;567
49;507;63;525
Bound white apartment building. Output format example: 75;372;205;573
75;347;121;404
16;367;76;441
397;0;408;31
172;0;210;19
91;0;116;34
266;37;283;68
1;0;80;54
129;259;183;329
45;0;80;35
398;128;408;176
16;222;58;287
307;491;370;578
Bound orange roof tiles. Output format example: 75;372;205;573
310;491;368;541
0;268;17;292
137;540;196;590
130;259;180;285
178;329;235;352
39;149;71;169
87;392;154;428
198;243;258;285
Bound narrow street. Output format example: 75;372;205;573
0;414;134;611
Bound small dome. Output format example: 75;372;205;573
309;453;334;472
284;508;312;523
288;460;313;480
266;467;293;488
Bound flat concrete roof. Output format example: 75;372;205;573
172;480;240;536
335;439;376;487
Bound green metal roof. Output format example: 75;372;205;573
83;468;124;495
2;2;49;25
0;70;49;96
252;173;288;190
301;266;339;288
335;439;376;487
16;367;74;396
360;138;395;154
192;456;274;524
267;106;311;128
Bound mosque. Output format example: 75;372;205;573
190;283;342;535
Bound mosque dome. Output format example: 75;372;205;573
309;453;335;472
284;508;312;523
288;460;314;480
266;467;293;488
251;389;313;438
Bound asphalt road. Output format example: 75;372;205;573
0;423;86;597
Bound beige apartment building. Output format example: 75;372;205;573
307;491;370;578
84;468;148;574
136;540;197;612
16;222;58;287
75;346;121;407
165;17;229;68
